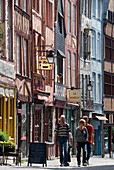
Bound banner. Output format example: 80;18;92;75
0;23;5;47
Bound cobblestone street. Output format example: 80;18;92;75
0;156;114;170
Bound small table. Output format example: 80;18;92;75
0;142;13;165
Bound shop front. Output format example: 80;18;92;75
0;85;16;144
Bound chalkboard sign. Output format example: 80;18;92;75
28;142;47;167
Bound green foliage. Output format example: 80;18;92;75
0;130;15;149
0;130;9;142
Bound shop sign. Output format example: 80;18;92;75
67;89;81;103
39;56;52;70
0;23;5;47
0;87;4;96
0;60;15;79
10;89;14;98
33;74;45;91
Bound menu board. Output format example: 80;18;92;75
28;142;47;167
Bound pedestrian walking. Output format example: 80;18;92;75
75;119;88;167
83;116;94;165
54;115;71;167
68;132;73;162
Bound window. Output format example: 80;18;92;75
15;0;19;6
33;0;39;13
97;33;100;60
57;57;63;84
46;0;53;28
85;75;87;97
73;53;76;87
108;10;113;22
84;0;86;16
67;0;71;33
92;0;96;17
81;75;84;98
98;74;101;102
98;0;101;19
105;36;112;60
8;0;12;60
0;0;3;21
92;73;96;101
68;50;71;87
73;5;76;36
104;73;111;96
88;0;91;19
17;36;21;74
62;0;64;10
24;0;27;12
58;13;62;34
92;31;96;58
24;40;28;76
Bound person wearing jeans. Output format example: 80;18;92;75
83;116;94;165
54;115;71;166
75;119;88;167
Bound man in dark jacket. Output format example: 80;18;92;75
75;119;88;167
54;115;71;166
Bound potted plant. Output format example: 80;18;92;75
0;131;15;154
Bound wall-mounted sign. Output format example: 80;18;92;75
67;89;81;103
39;56;52;70
0;87;4;96
0;60;15;79
0;23;5;47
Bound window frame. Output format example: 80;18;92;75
73;53;76;87
16;35;21;74
67;0;71;33
73;4;76;36
67;50;71;87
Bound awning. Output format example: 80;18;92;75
95;116;108;121
57;50;66;58
38;95;49;102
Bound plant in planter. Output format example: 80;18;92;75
0;131;15;153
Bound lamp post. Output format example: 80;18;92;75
87;80;93;110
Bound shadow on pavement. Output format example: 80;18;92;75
11;165;114;170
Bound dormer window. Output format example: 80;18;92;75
58;13;62;34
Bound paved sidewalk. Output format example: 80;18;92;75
0;156;114;170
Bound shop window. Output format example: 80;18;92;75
46;0;53;29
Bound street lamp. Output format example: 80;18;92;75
46;50;55;64
87;81;92;91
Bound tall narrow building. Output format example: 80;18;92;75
103;0;114;157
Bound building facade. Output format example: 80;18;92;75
91;0;104;155
14;0;32;157
64;0;79;153
0;0;16;145
103;0;114;157
31;0;55;160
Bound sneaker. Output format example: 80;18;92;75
64;162;69;166
83;163;87;166
87;160;89;165
78;165;81;167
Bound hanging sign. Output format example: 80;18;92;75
39;56;52;70
0;23;5;47
67;89;81;103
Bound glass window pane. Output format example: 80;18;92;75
17;36;20;74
